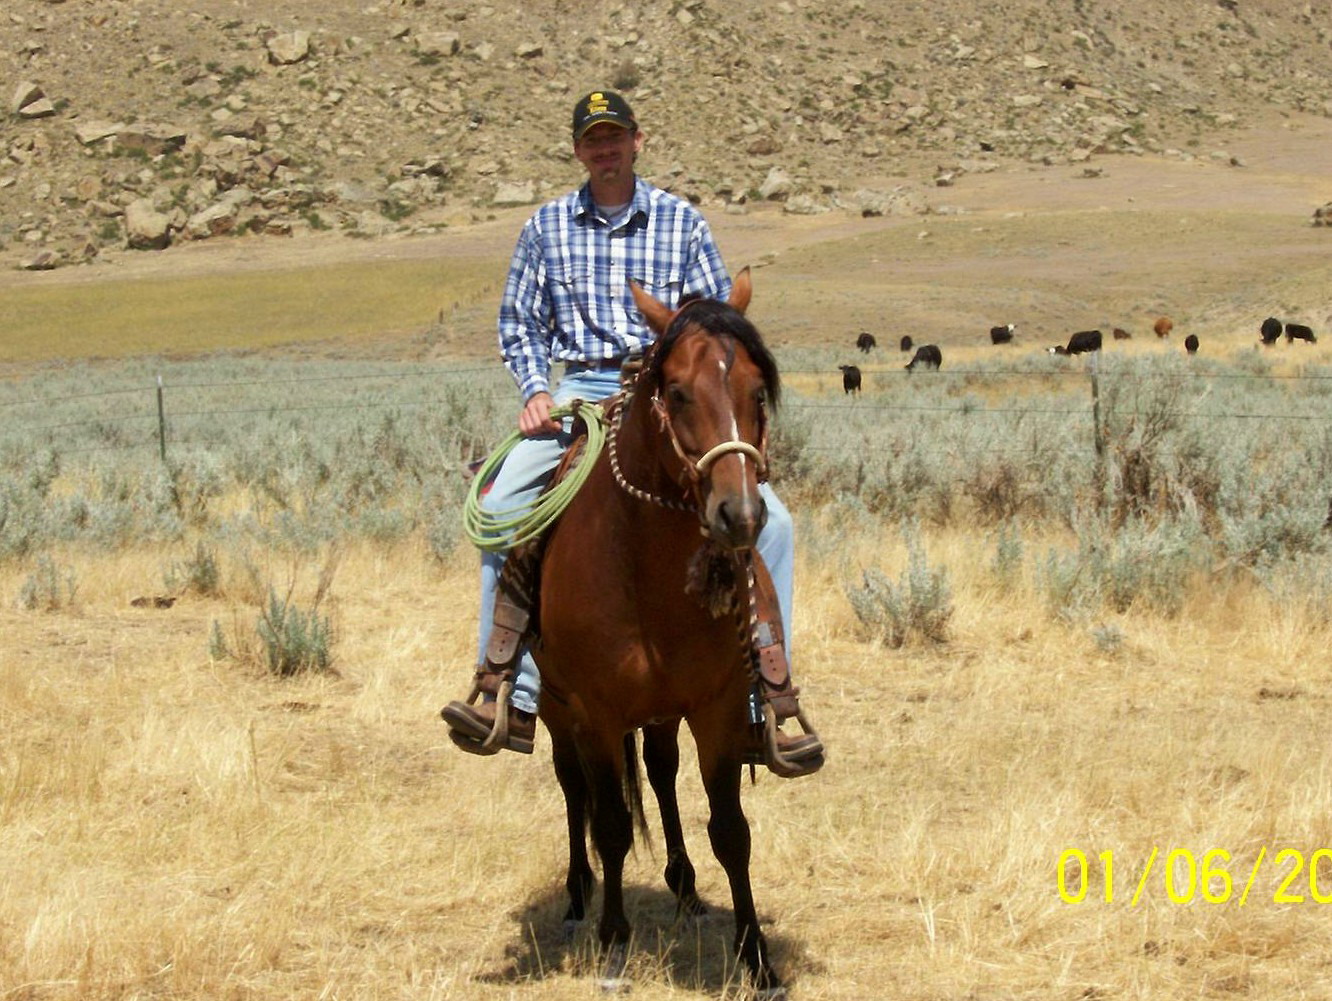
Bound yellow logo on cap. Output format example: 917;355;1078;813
587;93;610;115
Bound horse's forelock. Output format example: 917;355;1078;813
642;299;781;408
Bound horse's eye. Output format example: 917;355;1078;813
667;385;689;406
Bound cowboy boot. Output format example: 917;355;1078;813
744;558;825;778
441;549;540;756
441;666;536;755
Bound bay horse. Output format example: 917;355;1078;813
533;268;792;997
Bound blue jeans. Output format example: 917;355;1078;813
477;367;795;714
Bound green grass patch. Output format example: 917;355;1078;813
0;254;504;361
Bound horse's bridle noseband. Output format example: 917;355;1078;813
649;392;769;484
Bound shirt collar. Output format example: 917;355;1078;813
574;177;650;228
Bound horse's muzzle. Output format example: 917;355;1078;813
707;494;768;551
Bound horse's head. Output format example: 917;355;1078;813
629;268;780;551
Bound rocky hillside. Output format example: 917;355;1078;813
4;0;1331;270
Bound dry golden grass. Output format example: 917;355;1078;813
4;527;1331;1000
0;254;500;363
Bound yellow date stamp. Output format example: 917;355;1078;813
1058;847;1332;905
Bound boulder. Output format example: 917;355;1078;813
416;32;460;57
11;81;44;115
18;98;57;119
757;167;794;201
20;250;61;271
1314;202;1332;227
491;181;536;207
74;120;125;145
266;31;311;65
117;123;188;156
125;198;171;250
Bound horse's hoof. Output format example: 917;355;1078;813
598;944;630;994
752;986;788;1001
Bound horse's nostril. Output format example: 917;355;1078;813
716;498;762;544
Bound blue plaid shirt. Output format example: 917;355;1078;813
497;176;731;400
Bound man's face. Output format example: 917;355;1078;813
574;123;643;185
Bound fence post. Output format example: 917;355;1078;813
1090;352;1105;510
156;375;167;462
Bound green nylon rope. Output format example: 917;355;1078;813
462;399;608;552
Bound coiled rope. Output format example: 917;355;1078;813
462;399;608;552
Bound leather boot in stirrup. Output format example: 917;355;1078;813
440;664;536;755
748;614;825;778
441;564;538;755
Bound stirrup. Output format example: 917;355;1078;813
759;700;824;777
443;669;516;755
751;620;824;776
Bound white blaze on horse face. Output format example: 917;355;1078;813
717;357;753;507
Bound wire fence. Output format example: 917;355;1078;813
3;357;1331;461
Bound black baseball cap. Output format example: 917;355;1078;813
572;90;637;140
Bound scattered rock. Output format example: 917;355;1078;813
74;120;126;145
757;167;794;201
117;123;188;156
125;198;172;250
266;31;311;65
20;250;61;270
416;31;460;57
491;180;536;207
11;80;45;115
18;97;57;119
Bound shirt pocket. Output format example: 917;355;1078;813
630;265;685;311
548;262;595;333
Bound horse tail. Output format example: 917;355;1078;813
622;731;650;847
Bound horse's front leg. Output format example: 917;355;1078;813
642;719;707;920
690;705;785;999
549;727;595;940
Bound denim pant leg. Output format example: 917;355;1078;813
476;369;624;713
752;484;798;722
475;431;569;714
755;483;795;662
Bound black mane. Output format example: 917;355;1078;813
642;297;781;408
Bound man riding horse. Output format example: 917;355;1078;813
440;89;823;777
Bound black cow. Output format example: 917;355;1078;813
899;334;913;353
1184;334;1199;355
989;323;1015;344
1049;329;1102;356
1260;317;1283;345
838;364;862;394
856;332;877;353
1286;323;1317;344
905;345;942;371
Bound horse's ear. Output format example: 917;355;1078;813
728;267;752;315
629;279;674;335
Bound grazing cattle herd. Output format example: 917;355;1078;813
835;315;1318;392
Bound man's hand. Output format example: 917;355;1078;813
518;391;561;437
